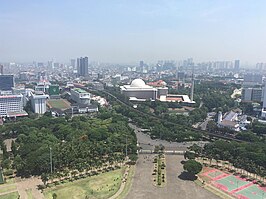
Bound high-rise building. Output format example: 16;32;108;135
70;59;76;68
0;75;14;91
243;73;263;86
37;62;44;67
30;91;49;114
242;88;263;102
77;57;89;77
261;85;266;118
0;94;25;117
0;65;3;74
139;61;144;73
48;61;53;69
234;60;240;71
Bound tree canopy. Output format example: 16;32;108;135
0;112;137;176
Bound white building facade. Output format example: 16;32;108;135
0;94;24;117
120;79;160;101
30;92;49;114
70;88;91;105
261;85;266;118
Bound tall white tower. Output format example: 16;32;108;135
217;111;223;124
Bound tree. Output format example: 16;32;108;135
183;160;202;176
41;173;49;186
52;193;57;199
1;159;11;169
184;151;195;160
13;155;24;175
11;140;17;156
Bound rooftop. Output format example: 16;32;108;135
73;88;88;93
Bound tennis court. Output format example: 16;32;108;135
207;170;223;178
214;175;250;192
235;185;266;199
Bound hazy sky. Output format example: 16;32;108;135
1;0;266;63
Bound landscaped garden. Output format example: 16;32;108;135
152;154;166;187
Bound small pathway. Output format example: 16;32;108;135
108;166;130;199
0;190;18;196
16;177;44;199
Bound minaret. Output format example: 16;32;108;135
218;111;223;124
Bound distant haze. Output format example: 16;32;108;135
1;0;266;63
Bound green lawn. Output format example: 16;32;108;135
0;185;17;194
44;169;123;199
26;189;34;199
0;192;19;199
47;99;70;110
116;166;135;199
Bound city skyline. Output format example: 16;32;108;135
1;0;266;63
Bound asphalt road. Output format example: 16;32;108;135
129;123;209;151
126;154;219;199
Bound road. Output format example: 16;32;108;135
125;154;219;199
99;89;244;142
129;123;208;151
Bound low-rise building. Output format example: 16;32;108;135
217;110;249;131
120;79;167;101
70;88;91;105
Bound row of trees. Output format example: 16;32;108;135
188;140;266;179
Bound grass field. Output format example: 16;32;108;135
0;185;17;194
0;192;19;199
26;189;34;199
47;99;70;110
44;169;123;199
116;166;135;199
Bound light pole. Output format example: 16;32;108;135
50;147;53;174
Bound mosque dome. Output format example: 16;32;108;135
130;79;146;87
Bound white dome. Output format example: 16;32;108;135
130;79;146;87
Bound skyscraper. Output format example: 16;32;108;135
0;75;14;91
0;65;3;74
70;59;75;68
77;57;89;77
261;85;266;118
139;61;144;73
234;60;240;71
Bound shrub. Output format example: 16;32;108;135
3;170;13;176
